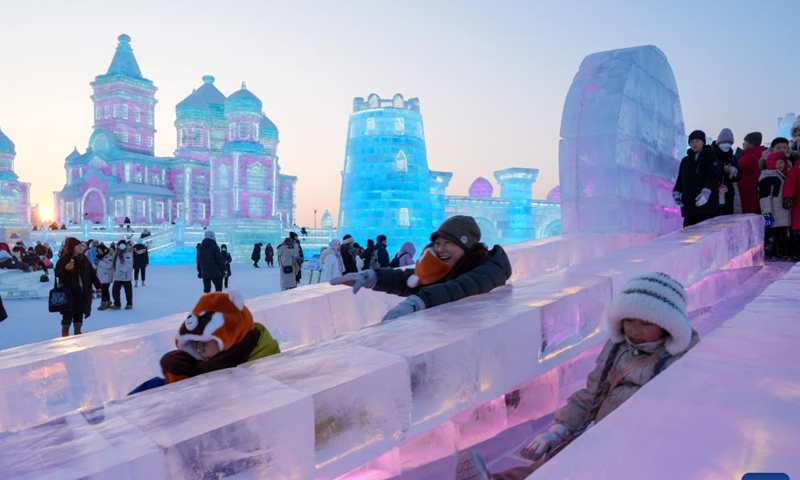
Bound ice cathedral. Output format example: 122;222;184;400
55;34;296;233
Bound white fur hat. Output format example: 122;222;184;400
606;272;692;355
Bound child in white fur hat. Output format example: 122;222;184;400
456;272;700;480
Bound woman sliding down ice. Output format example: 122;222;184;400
330;215;512;321
455;272;700;480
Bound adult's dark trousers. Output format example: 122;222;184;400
61;311;84;327
202;277;223;293
113;281;133;306
683;214;716;228
134;266;146;282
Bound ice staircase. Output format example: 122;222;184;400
0;216;768;480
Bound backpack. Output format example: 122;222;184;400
389;252;408;269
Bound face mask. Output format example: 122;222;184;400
719;143;732;152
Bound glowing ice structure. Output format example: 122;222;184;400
559;45;685;235
0;215;764;479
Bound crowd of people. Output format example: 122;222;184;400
674;126;800;260
0;240;52;273
54;235;149;336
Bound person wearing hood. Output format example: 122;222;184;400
54;237;101;336
265;243;275;267
711;128;739;215
277;237;300;290
110;240;134;310
391;242;416;268
132;240;149;287
197;230;225;293
456;273;700;480
251;242;263;268
673;130;723;227
331;215;512;322
320;239;344;282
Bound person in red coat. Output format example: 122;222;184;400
782;159;800;260
737;132;766;214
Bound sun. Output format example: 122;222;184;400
39;207;53;223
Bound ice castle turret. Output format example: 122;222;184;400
90;34;157;156
430;171;453;230
0;128;31;240
339;93;433;250
494;168;539;243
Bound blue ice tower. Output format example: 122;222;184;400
338;94;433;251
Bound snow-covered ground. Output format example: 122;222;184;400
0;263;298;351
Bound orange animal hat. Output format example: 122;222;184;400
175;289;254;358
407;247;452;288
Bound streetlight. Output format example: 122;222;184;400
313;209;318;229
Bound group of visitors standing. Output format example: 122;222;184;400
250;242;274;268
674;126;800;260
54;236;149;337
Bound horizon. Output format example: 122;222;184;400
1;0;798;227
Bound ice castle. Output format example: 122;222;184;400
54;34;296;253
338;94;560;250
0;128;31;241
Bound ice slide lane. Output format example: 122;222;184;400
0;216;764;479
0;233;652;434
528;262;800;480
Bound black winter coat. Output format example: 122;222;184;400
341;245;358;274
55;254;101;317
375;244;390;268
132;243;149;269
251;243;263;262
197;238;225;279
373;245;512;309
711;141;739;212
673;145;723;217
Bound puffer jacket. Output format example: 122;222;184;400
197;238;224;279
758;169;791;228
132;243;149;269
113;251;134;282
555;331;700;432
738;145;767;214
373;244;512;309
320;248;343;282
96;253;114;284
277;243;300;289
395;242;416;267
54;254;101;317
673;145;723;217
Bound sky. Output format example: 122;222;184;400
0;0;798;227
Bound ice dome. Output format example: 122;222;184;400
547;186;561;202
468;177;493;197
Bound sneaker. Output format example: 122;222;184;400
455;450;491;480
141;281;146;287
134;281;138;288
125;305;133;310
109;304;121;310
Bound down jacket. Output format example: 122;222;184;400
373;244;512;309
113;250;134;282
673;145;722;217
758;169;791;228
96;253;114;284
783;163;800;229
197;238;225;279
555;331;700;432
54;254;101;317
738;145;767;214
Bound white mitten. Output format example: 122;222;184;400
519;424;571;461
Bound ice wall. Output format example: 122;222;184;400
0;215;764;480
559;45;685;235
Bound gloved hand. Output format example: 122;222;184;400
783;197;795;210
728;166;738;178
763;213;774;229
695;188;711;207
520;424;571;462
381;295;425;322
672;191;684;208
329;269;378;294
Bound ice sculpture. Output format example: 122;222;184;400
338;94;434;251
0;127;32;239
559;45;685;235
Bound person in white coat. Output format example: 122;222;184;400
110;240;134;310
320;239;344;282
96;243;114;310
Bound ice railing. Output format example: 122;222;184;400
532;262;800;479
0;216;763;480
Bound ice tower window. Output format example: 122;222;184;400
192;128;203;147
365;118;376;135
147;137;153;148
147;112;153;126
113;104;121;118
395;150;408;172
121;132;128;143
156;202;165;219
394;117;405;135
238;123;251;139
114;200;123;217
134;108;141;123
104;105;109;119
198;203;207;220
95;107;100;120
176;203;184;219
137;200;145;216
398;208;410;227
135;134;141;146
247;163;268;192
122;105;129;120
66;203;74;220
218;164;230;188
248;197;265;216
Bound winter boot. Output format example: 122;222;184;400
764;237;777;260
125;304;133;310
109;304;121;310
455;450;491;480
61;326;70;338
141;281;145;287
73;322;83;335
791;230;800;261
98;301;110;311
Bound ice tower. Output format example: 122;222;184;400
559;45;684;235
0;128;31;240
338;94;433;249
